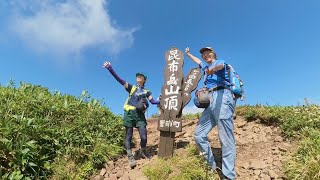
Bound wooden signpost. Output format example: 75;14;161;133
182;67;202;109
158;47;202;158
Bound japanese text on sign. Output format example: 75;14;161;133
163;49;181;111
159;119;181;128
184;69;200;93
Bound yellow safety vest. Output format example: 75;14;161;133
123;85;150;111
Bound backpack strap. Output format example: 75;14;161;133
215;63;232;87
124;85;138;111
227;64;231;82
129;85;138;96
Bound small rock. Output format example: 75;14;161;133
260;173;271;180
94;175;104;180
100;168;107;176
272;150;280;155
235;136;247;145
183;139;191;144
116;170;124;178
253;126;261;133
265;127;273;134
237;121;247;128
250;160;267;170
261;136;268;142
121;173;131;180
109;174;117;180
245;132;255;140
253;136;262;143
265;158;273;164
253;175;260;180
283;142;291;148
112;169;118;174
240;161;250;170
268;170;278;179
278;147;287;152
260;131;267;137
261;169;269;175
274;136;283;142
254;169;261;176
235;129;244;135
107;161;115;170
272;160;282;168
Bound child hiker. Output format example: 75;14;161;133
103;61;160;169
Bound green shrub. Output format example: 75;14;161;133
0;82;125;179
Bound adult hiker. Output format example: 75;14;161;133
103;61;160;169
185;47;236;180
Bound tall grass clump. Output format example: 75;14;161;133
0;82;125;179
143;145;219;180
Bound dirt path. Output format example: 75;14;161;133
93;116;296;180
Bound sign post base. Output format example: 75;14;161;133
158;131;175;158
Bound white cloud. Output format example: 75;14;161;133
182;105;204;115
6;0;136;57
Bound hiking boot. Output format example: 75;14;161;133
139;148;151;159
216;167;231;180
210;166;226;179
128;155;136;169
126;149;136;169
220;177;231;180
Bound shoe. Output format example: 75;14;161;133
126;149;136;169
219;172;231;180
139;148;151;159
213;167;230;180
128;155;136;169
221;177;231;180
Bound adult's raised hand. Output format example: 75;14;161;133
185;47;190;54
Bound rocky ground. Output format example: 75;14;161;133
92;116;296;180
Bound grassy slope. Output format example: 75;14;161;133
237;105;320;180
0;83;125;179
1;82;318;179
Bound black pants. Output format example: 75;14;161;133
125;126;147;150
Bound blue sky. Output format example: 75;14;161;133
1;0;320;116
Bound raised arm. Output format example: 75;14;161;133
103;61;129;89
185;47;202;65
206;62;224;75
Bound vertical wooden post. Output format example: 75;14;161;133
157;47;184;158
157;47;202;158
158;131;175;157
